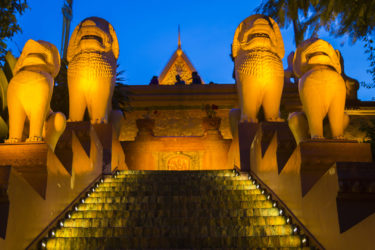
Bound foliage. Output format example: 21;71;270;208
112;65;132;118
0;69;9;140
254;0;321;46
0;51;16;141
316;0;375;87
361;36;375;88
0;0;28;64
316;0;375;43
51;58;69;116
256;0;375;44
358;117;375;159
255;0;375;86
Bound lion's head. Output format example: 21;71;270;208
67;17;119;62
13;39;60;78
232;14;284;59
293;38;341;78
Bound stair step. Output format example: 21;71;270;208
76;200;273;211
89;189;262;197
55;225;293;237
96;184;257;191
46;236;305;248
70;207;281;218
117;170;235;175
105;178;253;184
83;194;266;203
63;216;286;227
113;175;250;181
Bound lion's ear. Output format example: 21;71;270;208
49;42;61;78
13;39;35;75
109;24;119;60
293;46;305;78
38;40;61;77
333;49;342;74
67;24;80;62
232;23;242;59
269;17;284;59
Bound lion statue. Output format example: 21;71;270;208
232;14;285;123
6;39;66;150
288;38;348;143
67;16;119;123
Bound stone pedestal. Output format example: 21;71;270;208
336;162;375;233
248;133;375;248
260;122;296;173
0;143;49;198
55;122;91;174
0;165;10;238
238;122;260;172
92;123;113;173
0;120;127;249
299;140;372;196
238;121;295;173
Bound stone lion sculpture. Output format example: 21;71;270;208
232;14;285;123
6;39;66;150
289;38;348;143
67;17;119;123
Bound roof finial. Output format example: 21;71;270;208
178;24;181;49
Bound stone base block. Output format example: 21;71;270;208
336;162;375;232
238;122;260;172
260;122;296;173
300;140;372;196
0;143;48;198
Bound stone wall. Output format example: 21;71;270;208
119;109;233;141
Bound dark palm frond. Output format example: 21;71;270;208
0;0;28;64
112;64;132;117
51;58;69;116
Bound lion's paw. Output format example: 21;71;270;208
311;135;325;140
333;135;346;140
90;118;108;124
4;138;21;143
266;117;285;122
240;115;258;123
26;136;43;142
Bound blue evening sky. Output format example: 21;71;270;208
5;0;375;100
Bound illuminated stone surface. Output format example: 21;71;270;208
240;121;374;249
0;122;126;249
6;39;65;149
122;118;230;170
291;38;347;140
232;14;285;123
227;108;241;169
67;17;119;123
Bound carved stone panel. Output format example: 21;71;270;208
156;151;202;170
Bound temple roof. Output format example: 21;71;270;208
158;27;204;85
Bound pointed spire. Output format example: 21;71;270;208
178;24;181;49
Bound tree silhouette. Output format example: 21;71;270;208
0;0;28;64
255;0;321;46
255;0;375;85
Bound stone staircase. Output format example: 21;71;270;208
42;170;311;249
